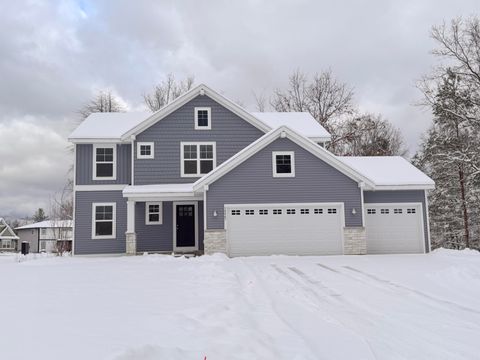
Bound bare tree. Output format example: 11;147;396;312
253;91;267;112
49;179;74;254
78;90;126;119
143;74;195;112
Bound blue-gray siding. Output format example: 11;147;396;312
134;95;264;185
74;191;127;254
364;190;430;252
206;137;363;229
76;144;131;185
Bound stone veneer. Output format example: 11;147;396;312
343;227;367;255
204;230;227;255
126;232;137;255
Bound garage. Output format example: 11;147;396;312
365;203;425;254
225;203;344;257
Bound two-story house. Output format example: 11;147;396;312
69;84;434;256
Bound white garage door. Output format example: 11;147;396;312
365;203;425;254
225;203;344;257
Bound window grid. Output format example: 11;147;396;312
300;208;310;214
273;209;282;215
381;209;390;214
231;210;241;216
245;210;255;215
327;208;337;214
407;208;416;214
259;209;268;215
367;209;376;214
182;143;215;177
314;208;323;214
94;146;115;179
394;208;403;214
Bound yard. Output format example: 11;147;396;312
1;249;479;360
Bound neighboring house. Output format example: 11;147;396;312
15;220;73;253
0;218;19;252
69;84;434;257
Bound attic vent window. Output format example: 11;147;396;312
272;151;295;177
195;107;211;130
137;142;154;159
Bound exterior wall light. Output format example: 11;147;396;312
352;208;357;215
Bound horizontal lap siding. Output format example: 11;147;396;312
76;144;131;185
134;95;264;185
363;190;429;252
206;138;362;229
74;191;127;254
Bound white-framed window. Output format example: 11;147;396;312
93;144;116;180
180;142;216;177
40;228;47;236
91;203;116;239
137;142;154;159
194;107;211;130
272;151;295;177
1;239;12;249
146;202;163;225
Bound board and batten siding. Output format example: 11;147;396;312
363;190;430;252
134;95;265;185
135;201;204;252
74;191;127;254
206;137;363;229
76;144;131;185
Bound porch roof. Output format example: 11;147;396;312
122;183;202;200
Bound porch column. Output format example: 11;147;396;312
126;200;137;255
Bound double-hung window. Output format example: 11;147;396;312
1;240;12;249
146;202;163;225
272;151;295;177
194;107;211;130
137;142;154;159
181;142;216;177
92;203;116;239
93;145;116;180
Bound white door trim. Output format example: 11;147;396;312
173;201;199;252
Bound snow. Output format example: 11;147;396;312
340;156;435;187
68;112;151;141
252;112;331;140
123;183;195;196
1;250;479;359
15;220;73;230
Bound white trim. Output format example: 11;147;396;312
137;142;154;159
359;183;365;227
194;107;211;130
194;126;375;192
424;190;432;252
72;144;76;255
203;187;208;230
75;184;128;191
92;144;117;181
310;136;332;143
121;84;270;140
126;200;135;234
272;151;295;178
91;202;116;240
69;138;129;144
173;201;199;252
145;202;163;225
180;141;216;178
372;184;435;190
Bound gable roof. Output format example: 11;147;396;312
0;218;19;240
252;112;331;142
193;126;375;191
15;220;73;230
339;157;435;190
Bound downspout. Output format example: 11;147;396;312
131;135;136;186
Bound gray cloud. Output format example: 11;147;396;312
0;0;477;217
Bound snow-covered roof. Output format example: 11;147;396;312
69;112;151;141
339;156;435;189
252;112;331;141
15;220;73;230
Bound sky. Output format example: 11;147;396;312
0;0;477;219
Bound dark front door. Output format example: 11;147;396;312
176;204;195;248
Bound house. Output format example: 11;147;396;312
15;220;73;253
0;218;19;252
69;84;434;257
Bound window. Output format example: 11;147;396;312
194;107;211;130
327;208;337;214
273;209;282;215
1;239;12;249
245;210;254;215
381;209;390;214
394;208;403;214
407;208;416;214
146;202;162;225
40;228;47;236
137;142;154;159
92;203;116;239
272;151;295;177
367;209;376;214
181;142;216;177
314;208;323;214
93;145;116;180
259;209;268;215
286;209;296;214
300;209;310;214
231;210;241;216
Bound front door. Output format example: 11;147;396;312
175;204;196;249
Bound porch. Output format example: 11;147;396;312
123;184;205;255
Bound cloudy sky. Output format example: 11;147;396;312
0;0;477;218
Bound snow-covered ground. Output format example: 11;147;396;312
1;249;479;360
